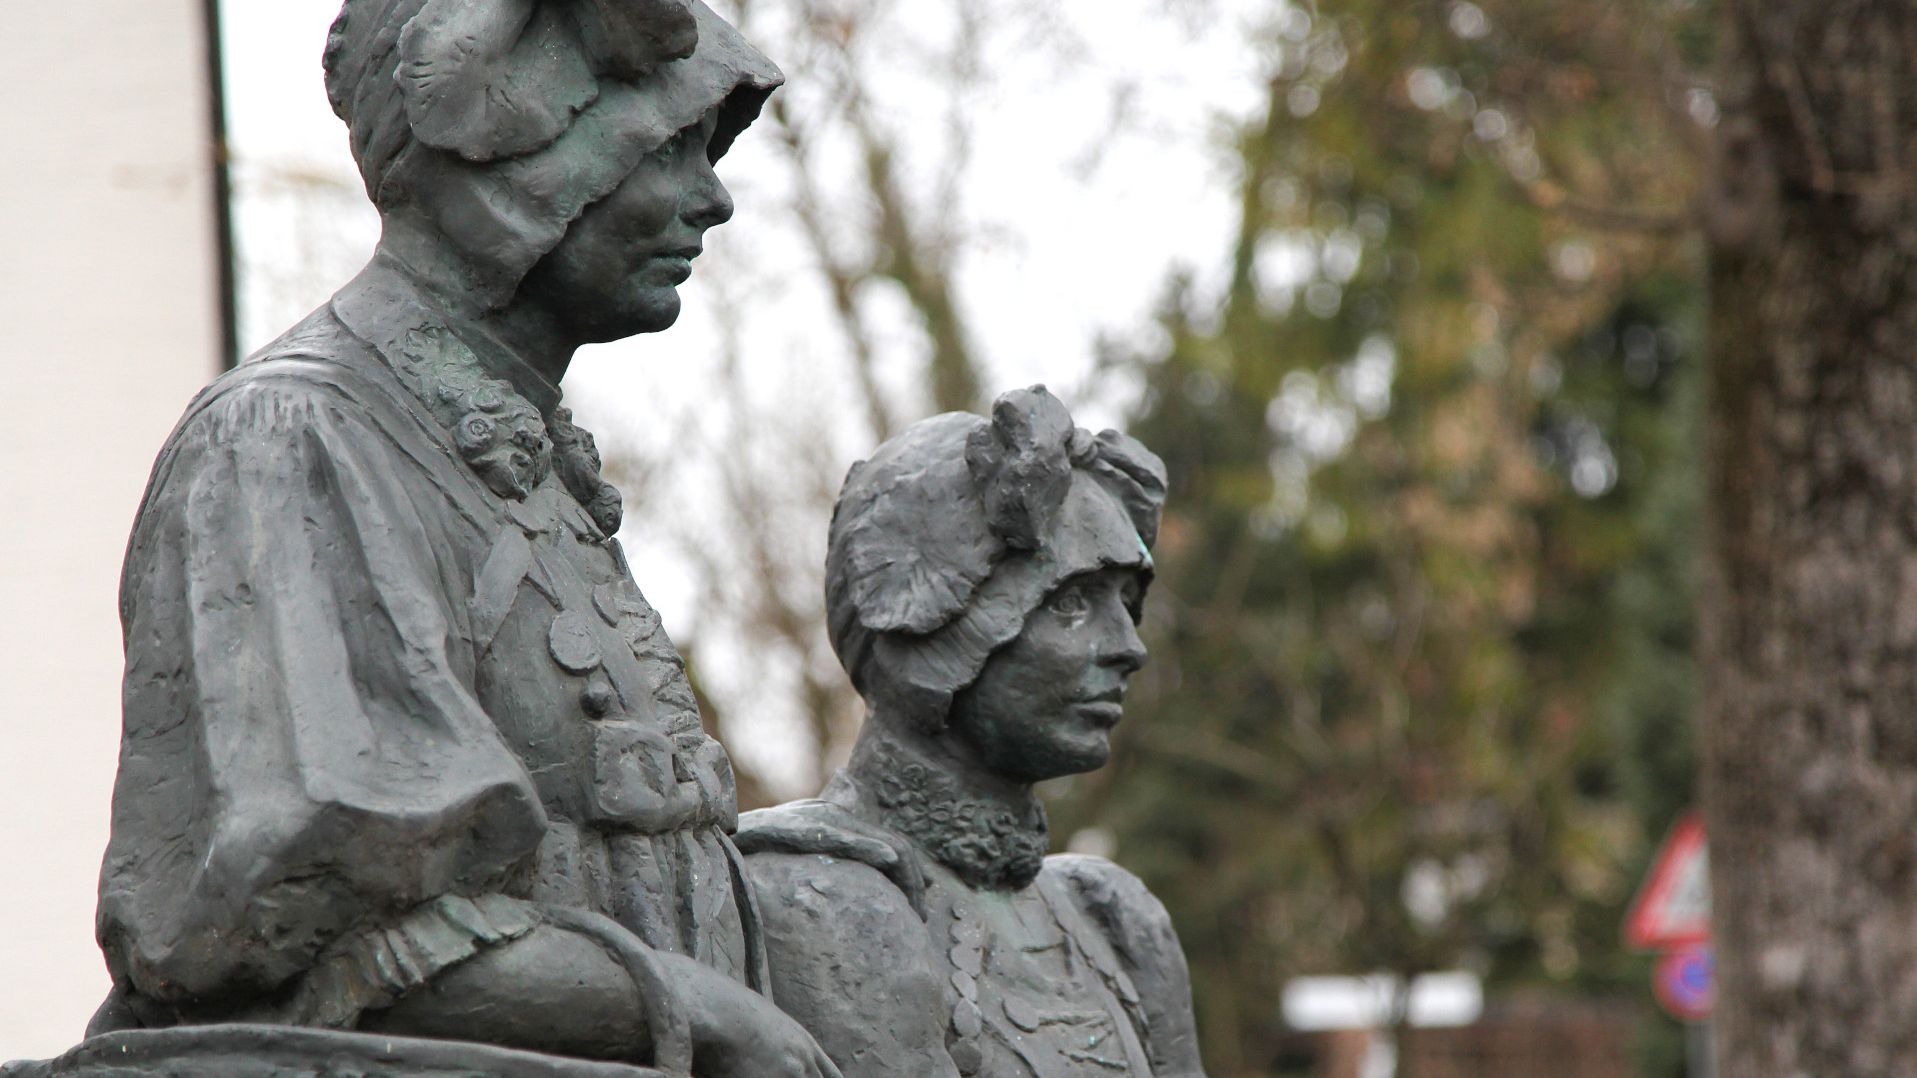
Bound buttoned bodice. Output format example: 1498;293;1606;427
470;480;748;970
924;860;1155;1077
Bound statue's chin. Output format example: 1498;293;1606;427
994;730;1113;784
1059;739;1113;778
578;289;682;344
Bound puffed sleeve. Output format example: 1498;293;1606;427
98;365;549;1021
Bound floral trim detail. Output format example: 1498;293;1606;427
388;323;623;532
863;738;1049;891
394;325;549;499
551;406;624;535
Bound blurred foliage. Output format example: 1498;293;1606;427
1048;2;1716;1072
668;0;1724;1071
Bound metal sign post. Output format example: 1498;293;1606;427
1626;812;1714;1078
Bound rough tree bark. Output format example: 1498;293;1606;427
1703;3;1917;1073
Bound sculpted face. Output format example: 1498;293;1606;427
947;567;1148;783
516;112;733;343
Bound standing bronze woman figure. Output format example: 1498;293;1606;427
8;2;837;1076
740;387;1207;1077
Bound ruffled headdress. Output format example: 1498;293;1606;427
321;0;779;533
825;386;1168;726
323;0;782;307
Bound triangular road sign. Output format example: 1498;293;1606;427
1624;811;1710;951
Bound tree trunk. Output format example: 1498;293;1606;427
1703;3;1917;1073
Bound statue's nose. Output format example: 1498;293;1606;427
685;171;735;230
1096;604;1148;676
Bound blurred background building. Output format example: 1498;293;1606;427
0;0;225;1055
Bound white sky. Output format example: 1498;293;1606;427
221;0;1269;795
7;0;1269;1055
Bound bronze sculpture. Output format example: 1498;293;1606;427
4;4;1216;1073
6;2;841;1075
739;387;1208;1077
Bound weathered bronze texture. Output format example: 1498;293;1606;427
5;3;843;1076
739;386;1208;1077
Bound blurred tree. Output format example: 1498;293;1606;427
649;0;1256;797
1701;2;1917;1073
1045;2;1718;1072
658;0;1007;795
620;1;1746;1074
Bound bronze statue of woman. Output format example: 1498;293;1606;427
739;387;1208;1077
7;2;839;1076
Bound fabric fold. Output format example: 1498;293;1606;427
103;365;549;1013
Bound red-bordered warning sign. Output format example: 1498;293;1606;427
1624;812;1710;951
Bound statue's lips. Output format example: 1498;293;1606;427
1072;696;1125;728
644;255;696;284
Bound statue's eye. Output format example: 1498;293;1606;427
1049;587;1090;617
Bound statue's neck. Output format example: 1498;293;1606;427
331;255;626;532
359;242;576;405
837;721;1049;891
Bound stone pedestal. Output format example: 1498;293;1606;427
2;1026;666;1078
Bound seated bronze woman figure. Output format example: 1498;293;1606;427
7;2;839;1075
740;387;1208;1077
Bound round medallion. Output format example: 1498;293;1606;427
1002;995;1042;1033
620;603;667;653
593;581;646;627
949;940;983;977
548;611;604;674
952;998;983;1039
948;1038;983;1076
950;918;983;947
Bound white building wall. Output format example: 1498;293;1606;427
0;0;222;1056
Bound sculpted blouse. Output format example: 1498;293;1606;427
99;273;760;1033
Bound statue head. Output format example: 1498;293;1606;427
826;386;1168;781
322;0;781;327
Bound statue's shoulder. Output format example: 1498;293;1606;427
1045;853;1183;976
745;843;922;933
149;304;469;511
188;307;392;427
737;798;931;918
1045;853;1207;1076
1045;853;1167;925
129;306;460;550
